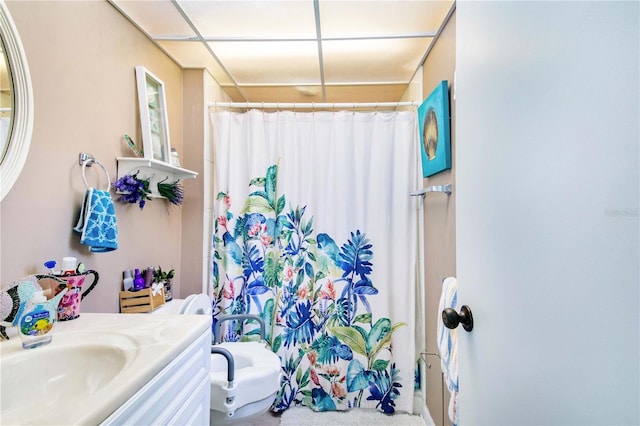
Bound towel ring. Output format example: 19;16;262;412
81;159;111;191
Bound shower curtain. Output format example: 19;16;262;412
210;109;420;414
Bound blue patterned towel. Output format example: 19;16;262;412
73;188;118;252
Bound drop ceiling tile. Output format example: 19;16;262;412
322;38;433;84
110;0;455;104
157;41;233;85
110;0;195;38
178;0;317;39
208;41;320;85
319;0;454;37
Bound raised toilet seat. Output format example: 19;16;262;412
150;294;281;425
210;314;281;424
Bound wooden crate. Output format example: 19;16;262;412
120;287;165;313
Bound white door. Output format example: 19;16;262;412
455;2;639;425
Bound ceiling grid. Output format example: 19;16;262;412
108;0;455;104
312;0;326;102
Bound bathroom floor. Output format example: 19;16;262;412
232;411;281;426
229;408;429;426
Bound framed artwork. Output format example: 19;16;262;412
135;66;171;163
418;80;451;177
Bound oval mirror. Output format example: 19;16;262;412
0;35;12;158
0;0;33;201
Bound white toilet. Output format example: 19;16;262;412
151;294;281;424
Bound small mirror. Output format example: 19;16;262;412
135;65;171;163
0;0;33;201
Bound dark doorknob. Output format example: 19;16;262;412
442;305;474;332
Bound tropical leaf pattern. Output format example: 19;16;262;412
212;164;406;413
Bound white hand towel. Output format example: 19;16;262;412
437;276;458;426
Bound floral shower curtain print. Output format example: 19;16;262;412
210;110;420;414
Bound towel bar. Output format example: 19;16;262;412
410;183;452;197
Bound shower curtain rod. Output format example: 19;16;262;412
207;101;419;110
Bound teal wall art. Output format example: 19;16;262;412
418;80;451;177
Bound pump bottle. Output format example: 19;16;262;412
18;291;55;349
133;269;145;291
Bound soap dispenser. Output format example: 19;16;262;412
18;291;55;349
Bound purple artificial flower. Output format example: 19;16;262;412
112;172;152;209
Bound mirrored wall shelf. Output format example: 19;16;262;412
116;157;198;198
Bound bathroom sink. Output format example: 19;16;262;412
0;313;210;425
0;332;136;413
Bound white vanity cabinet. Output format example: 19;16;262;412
102;328;211;425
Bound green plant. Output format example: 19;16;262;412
153;266;175;283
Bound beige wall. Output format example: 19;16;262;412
180;69;230;297
180;69;207;298
421;11;456;426
0;1;213;313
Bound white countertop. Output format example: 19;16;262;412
0;312;211;425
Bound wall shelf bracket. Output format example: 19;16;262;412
115;157;198;198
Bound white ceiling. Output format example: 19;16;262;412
109;0;455;104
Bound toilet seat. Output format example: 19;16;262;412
177;294;197;314
180;293;212;315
